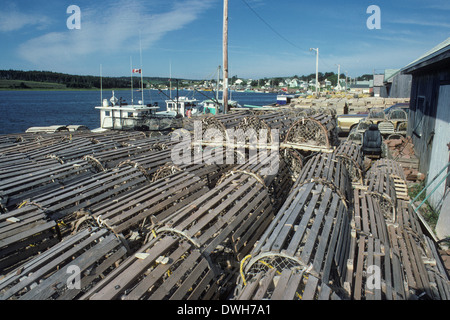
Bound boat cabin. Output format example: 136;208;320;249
159;96;199;117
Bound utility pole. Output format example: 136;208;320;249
223;0;229;114
310;48;319;97
345;71;348;92
336;64;340;92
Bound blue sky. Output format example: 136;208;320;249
1;0;449;80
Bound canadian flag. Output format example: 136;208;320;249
132;69;142;74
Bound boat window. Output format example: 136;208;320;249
128;112;134;118
105;111;110;116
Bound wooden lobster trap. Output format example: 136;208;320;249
334;140;364;186
0;155;61;188
81;135;177;172
297;152;353;204
348;189;408;300
241;181;351;291
88;171;209;249
117;149;174;181
152;146;239;188
350;235;408;300
386;224;449;299
216;151;293;212
233;268;345;300
369;158;409;201
352;189;390;245
32;137;121;164
364;167;397;223
31;166;148;223
280;147;304;180
0;227;128;300
0;159;97;212
155;171;275;265
0;132;74;156
281;113;339;152
247;110;306;143
0;204;61;275
81;234;225;300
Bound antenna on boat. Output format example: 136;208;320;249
169;60;172;100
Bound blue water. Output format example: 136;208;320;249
0;89;279;135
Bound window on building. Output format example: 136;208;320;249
105;111;110;116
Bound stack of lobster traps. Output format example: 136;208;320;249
346;158;450;300
0;108;448;301
80;151;288;300
234;152;353;300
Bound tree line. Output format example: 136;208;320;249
0;70;171;89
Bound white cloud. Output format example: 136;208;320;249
0;9;50;32
17;0;215;70
392;19;450;29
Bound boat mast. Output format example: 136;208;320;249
139;32;144;105
130;56;134;105
100;64;103;106
223;0;229;114
217;65;221;113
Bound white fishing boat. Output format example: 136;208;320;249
156;96;200;118
94;91;159;131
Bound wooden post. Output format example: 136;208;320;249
223;0;229;114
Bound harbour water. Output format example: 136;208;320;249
0;89;279;135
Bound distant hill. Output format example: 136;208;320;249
0;69;180;90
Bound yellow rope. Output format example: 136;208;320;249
239;255;252;286
18;200;27;209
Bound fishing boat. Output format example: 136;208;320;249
157;96;200;118
94;91;160;132
276;94;295;105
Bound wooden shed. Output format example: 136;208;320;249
401;37;450;211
